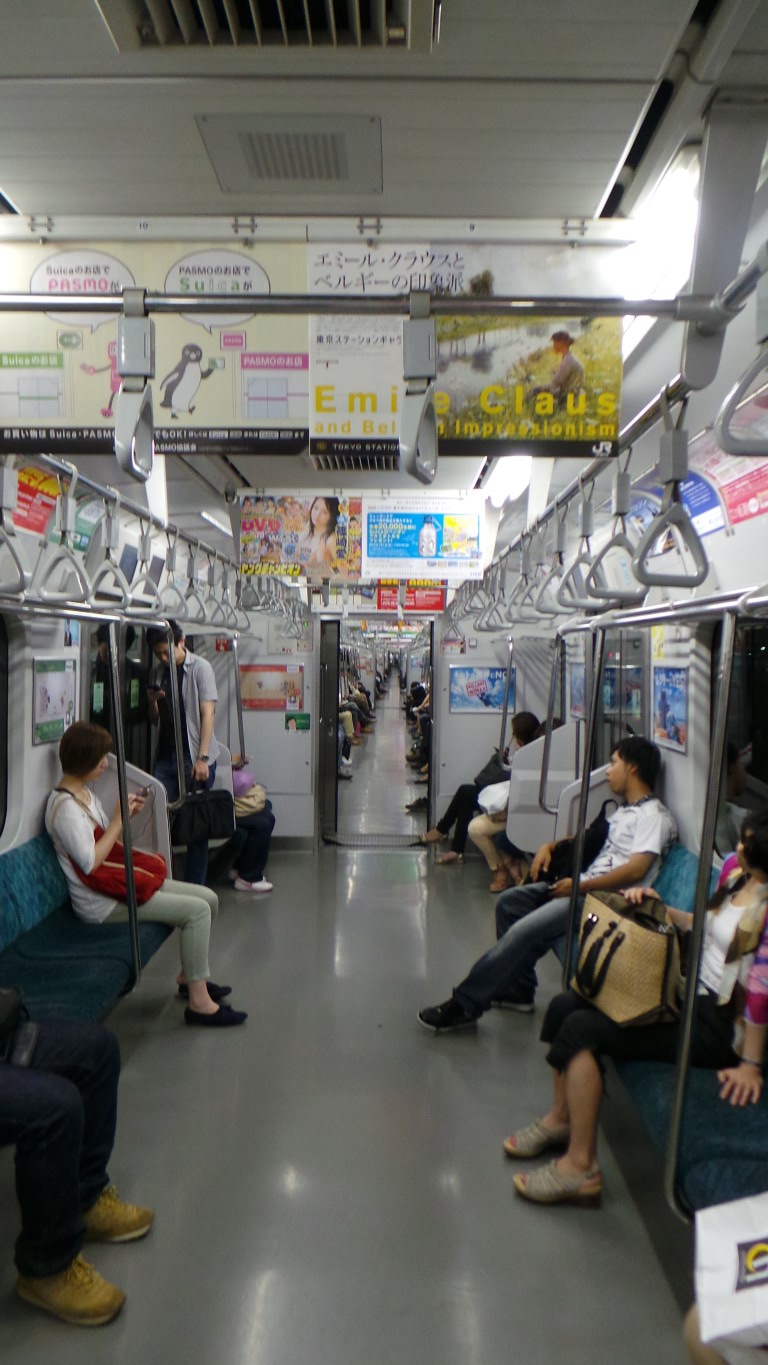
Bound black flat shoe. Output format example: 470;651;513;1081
177;982;232;1002
184;1004;248;1028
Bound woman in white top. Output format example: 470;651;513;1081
45;722;247;1029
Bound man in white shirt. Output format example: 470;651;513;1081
419;737;677;1031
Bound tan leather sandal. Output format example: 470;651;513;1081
512;1160;602;1207
503;1118;570;1159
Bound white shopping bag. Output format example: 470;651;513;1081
697;1191;768;1352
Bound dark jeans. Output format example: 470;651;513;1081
229;801;275;882
0;1020;120;1277
453;883;583;1018
154;752;217;886
437;782;480;854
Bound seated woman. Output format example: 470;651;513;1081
45;722;247;1029
504;809;768;1207
420;711;540;877
228;767;276;894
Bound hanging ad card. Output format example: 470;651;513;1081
448;665;515;714
362;495;485;582
376;581;447;612
240;494;362;580
240;663;304;712
652;666;688;753
309;315;402;460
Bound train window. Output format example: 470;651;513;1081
0;615;7;835
714;622;768;855
593;630;648;768
87;623;151;769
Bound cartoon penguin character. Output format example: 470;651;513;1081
160;343;214;418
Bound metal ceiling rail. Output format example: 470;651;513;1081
0;292;722;321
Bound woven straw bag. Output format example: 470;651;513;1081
571;891;681;1027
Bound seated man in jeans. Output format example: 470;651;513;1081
2;1017;153;1326
418;737;677;1032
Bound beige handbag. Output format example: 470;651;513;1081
234;783;267;818
571;891;681;1027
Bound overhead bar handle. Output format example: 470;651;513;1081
30;464;94;604
630;395;709;588
713;346;768;457
585;457;646;602
0;462;31;594
183;540;208;623
127;521;163;613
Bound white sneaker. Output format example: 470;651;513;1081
340;757;352;767
234;877;273;894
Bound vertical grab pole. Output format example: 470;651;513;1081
498;638;514;764
164;622;186;811
561;624;605;989
231;634;246;764
539;631;564;814
664;609;736;1219
107;621;142;986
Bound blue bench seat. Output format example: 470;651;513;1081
0;833;171;1021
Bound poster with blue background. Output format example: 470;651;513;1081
449;666;515;713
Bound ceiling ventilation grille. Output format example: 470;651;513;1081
96;0;438;52
241;130;348;182
308;450;400;472
196;114;382;193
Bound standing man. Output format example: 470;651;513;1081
146;621;219;885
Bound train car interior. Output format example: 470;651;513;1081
1;1;768;1361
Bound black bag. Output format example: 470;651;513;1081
541;799;617;883
171;785;236;846
0;986;38;1067
473;749;508;790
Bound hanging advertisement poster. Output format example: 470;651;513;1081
0;241;308;455
686;396;768;529
376;581;447;612
362;494;485;582
652;666;688;753
33;657;77;744
15;464;59;534
449;665;515;714
240;494;363;580
240;663;304;712
309;314;402;459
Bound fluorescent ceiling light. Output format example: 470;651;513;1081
483;455;533;509
622;148;700;359
200;509;233;537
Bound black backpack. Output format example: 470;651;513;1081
473;749;508;789
541;798;617;884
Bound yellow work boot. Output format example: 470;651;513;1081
82;1185;154;1243
16;1254;125;1326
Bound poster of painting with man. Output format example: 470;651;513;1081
652;666;688;753
240;493;363;580
435;314;623;458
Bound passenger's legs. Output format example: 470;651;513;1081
107;880;218;984
452;885;570;1016
2;1020;120;1277
467;813;509;870
234;802;275;882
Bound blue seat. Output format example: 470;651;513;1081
0;833;171;1021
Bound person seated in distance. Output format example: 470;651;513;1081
2;1017;152;1326
418;736;676;1031
506;810;768;1208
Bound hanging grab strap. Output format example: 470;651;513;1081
714;346;768;457
585;452;647;606
630;395;708;588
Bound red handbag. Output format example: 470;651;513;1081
72;828;167;905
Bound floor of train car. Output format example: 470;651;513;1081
0;691;694;1363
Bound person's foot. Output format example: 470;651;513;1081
177;981;232;1001
435;851;464;864
234;877;273;893
82;1186;154;1243
418;999;477;1032
489;866;515;893
340;756;352;767
502;1118;570;1158
419;828;445;844
512;1160;602;1207
16;1255;126;1326
184;1003;248;1027
491;990;535;1014
406;796;428;811
227;868;239;882
337;768;353;779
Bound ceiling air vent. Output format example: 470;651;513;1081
95;0;439;52
308;449;400;473
196;114;382;194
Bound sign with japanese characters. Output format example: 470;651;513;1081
376;581;447;612
240;663;304;712
448;665;515;714
240;493;363;580
362;495;486;581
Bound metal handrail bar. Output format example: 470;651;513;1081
0;292;729;322
606;587;758;630
664;608;737;1221
230;634;247;765
538;632;565;815
560;627;606;990
105;619;142;987
497;640;515;763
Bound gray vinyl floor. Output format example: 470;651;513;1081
0;685;692;1362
